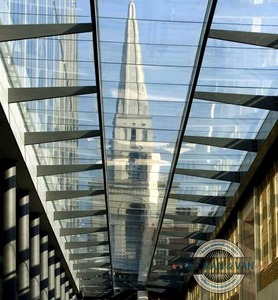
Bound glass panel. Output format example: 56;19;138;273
44;170;104;190
98;0;206;22
2;0;277;295
185;101;268;139
0;0;110;295
0;0;91;25
50;195;107;210
101;42;198;66
173;173;233;195
98;0;209;287
102;81;188;101
164;2;278;287
32;137;102;165
99;18;202;45
177;145;247;171
212;0;278;33
198;41;278;96
3;33;95;88
21;95;98;132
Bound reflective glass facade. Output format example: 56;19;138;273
0;0;277;298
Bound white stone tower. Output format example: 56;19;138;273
108;0;161;283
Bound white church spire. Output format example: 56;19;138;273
116;0;148;116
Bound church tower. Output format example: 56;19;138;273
108;0;161;286
112;0;152;161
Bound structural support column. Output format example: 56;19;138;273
48;249;56;300
55;259;61;300
40;234;49;300
65;280;69;300
60;271;66;300
18;193;30;299
254;187;260;295
137;290;148;299
30;216;40;299
69;288;73;300
2;165;17;299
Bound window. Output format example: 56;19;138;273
131;128;136;141
127;152;147;180
142;129;147;141
275;174;278;258
267;185;272;264
259;195;264;269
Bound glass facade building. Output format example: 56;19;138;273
0;0;278;299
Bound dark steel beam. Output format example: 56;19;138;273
189;232;211;241
60;227;108;236
25;130;100;145
151;266;171;271
175;168;242;182
46;189;104;201
91;0;115;292
147;0;218;281
156;275;184;282
79;279;111;285
54;210;106;220
154;254;176;261
164;214;218;225
8;86;97;103
160;230;211;241
169;193;228;206
160;230;193;238
183;135;260;152
65;241;109;249
37;163;103;176
194;91;278;112
0;23;92;42
76;271;109;278
209;29;278;49
73;262;110;270
156;243;187;251
69;253;110;260
155;249;193;258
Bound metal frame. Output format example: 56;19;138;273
8;86;97;103
175;168;242;182
169;193;228;206
37;164;103;176
90;0;115;292
183;135;260;152
0;23;93;42
194;91;278;112
25;130;100;145
209;29;278;49
147;0;219;280
46;189;104;201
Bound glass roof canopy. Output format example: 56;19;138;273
1;0;278;298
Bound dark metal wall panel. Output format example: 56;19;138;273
0;23;93;42
9;86;97;103
37;164;103;176
25;130;100;145
194;91;278;112
183;135;259;152
209;29;278;49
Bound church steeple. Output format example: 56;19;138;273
128;0;136;20
109;1;161;281
116;0;149;116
